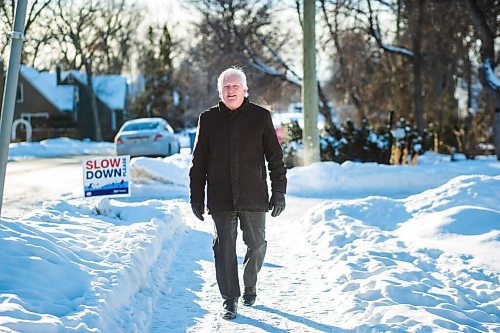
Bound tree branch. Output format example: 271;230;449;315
295;0;303;29
367;0;414;60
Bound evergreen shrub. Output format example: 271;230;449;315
280;117;432;168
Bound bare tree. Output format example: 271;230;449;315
53;0;142;73
321;0;371;125
316;0;496;155
94;0;142;74
367;0;425;134
54;0;105;140
0;0;53;65
465;0;500;159
52;0;143;140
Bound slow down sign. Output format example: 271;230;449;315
82;155;130;197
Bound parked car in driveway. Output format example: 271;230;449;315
114;118;180;157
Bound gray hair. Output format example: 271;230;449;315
217;67;249;97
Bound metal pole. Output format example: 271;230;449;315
302;0;320;165
0;0;28;217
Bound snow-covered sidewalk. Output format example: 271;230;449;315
150;197;333;333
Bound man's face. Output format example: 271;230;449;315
220;74;246;111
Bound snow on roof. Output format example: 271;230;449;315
20;66;76;111
61;70;127;110
94;75;127;110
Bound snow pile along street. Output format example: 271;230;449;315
1;140;499;332
8;137;114;160
0;197;185;332
130;154;190;187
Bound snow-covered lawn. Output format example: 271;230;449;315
8;138;114;160
1;138;499;332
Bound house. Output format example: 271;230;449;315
0;64;78;141
58;68;128;141
0;63;128;142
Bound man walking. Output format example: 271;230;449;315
189;67;287;320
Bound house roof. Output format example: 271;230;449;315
20;66;77;112
61;70;127;110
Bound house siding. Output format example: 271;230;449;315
0;75;77;141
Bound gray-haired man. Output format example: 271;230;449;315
189;67;287;320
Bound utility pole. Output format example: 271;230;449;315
302;0;320;165
0;0;28;217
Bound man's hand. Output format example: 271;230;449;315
268;192;286;217
191;202;205;221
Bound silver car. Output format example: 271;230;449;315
114;118;180;157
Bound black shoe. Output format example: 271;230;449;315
242;287;257;306
222;298;238;320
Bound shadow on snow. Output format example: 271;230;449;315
236;305;351;333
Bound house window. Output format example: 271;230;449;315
16;83;23;103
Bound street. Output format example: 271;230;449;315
3;156;85;218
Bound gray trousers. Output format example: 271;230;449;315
211;211;267;300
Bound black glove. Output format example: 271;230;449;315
191;202;205;221
268;192;286;217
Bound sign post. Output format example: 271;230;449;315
0;0;28;217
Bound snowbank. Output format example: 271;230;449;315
301;174;499;332
287;155;500;198
0;197;185;332
8;138;114;160
130;154;190;187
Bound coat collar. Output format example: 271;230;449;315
218;97;249;113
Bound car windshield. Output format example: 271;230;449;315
123;122;160;131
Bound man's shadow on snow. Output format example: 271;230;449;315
236;305;350;333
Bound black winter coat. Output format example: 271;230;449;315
189;98;287;213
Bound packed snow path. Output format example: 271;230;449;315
150;197;333;333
